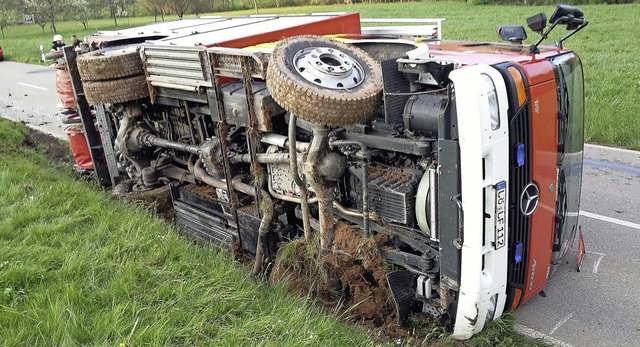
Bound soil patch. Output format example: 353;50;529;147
126;185;174;222
22;127;73;165
271;222;394;326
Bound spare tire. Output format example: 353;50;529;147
266;35;383;127
83;75;149;105
77;46;143;81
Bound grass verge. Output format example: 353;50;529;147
0;117;547;346
0;118;374;346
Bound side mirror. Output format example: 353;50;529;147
550;4;585;29
496;25;527;44
526;13;547;34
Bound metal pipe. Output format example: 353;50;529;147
149;81;200;92
289;114;312;242
231;176;273;276
428;167;438;242
261;133;310;152
330;140;371;236
305;125;333;253
190;158;274;276
142;134;201;155
268;179;318;204
333;201;378;220
183;101;197;145
230;153;291;164
192;159;227;190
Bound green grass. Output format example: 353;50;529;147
1;3;638;148
0;117;547;346
0;118;375;346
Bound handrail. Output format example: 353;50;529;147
360;18;445;40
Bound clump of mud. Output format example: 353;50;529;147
270;222;393;325
126;185;174;222
21;127;73;164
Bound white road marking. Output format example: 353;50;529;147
580;210;640;231
593;254;604;274
586;143;640;155
514;324;576;347
17;82;48;91
549;312;574;335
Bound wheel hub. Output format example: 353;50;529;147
293;47;365;89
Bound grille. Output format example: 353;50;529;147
174;201;237;248
508;107;532;288
381;59;410;125
356;166;417;226
171;185;238;250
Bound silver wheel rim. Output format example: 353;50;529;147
292;46;365;89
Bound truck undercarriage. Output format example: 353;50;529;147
62;6;587;339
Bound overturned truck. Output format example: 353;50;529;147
64;6;588;339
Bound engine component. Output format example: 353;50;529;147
266;35;384;126
416;166;434;237
77;46;143;81
403;93;448;136
355;166;417;226
170;184;238;249
219;81;285;132
387;270;417;325
83;75;149;105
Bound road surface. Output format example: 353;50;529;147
1;61;639;347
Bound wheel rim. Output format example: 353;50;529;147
292;46;366;89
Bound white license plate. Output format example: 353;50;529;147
494;181;507;249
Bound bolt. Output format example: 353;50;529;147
311;54;317;58
327;67;334;71
339;53;345;57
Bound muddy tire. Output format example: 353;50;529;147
266;35;383;127
83;75;149;105
77;47;143;81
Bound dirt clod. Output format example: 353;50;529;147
21;127;73;164
271;222;393;324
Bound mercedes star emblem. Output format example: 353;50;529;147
520;182;540;216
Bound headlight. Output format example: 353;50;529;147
481;74;500;130
484;293;499;328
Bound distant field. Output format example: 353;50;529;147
0;3;637;149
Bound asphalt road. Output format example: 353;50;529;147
1;61;639;347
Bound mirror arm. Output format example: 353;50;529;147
557;21;589;49
529;21;560;54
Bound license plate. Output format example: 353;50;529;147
494;181;507;249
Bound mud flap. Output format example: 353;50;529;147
386;270;416;325
576;226;586;272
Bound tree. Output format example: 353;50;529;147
140;0;167;22
0;3;19;38
70;0;97;29
167;0;189;19
26;0;49;33
42;0;65;33
101;0;119;26
189;0;210;16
